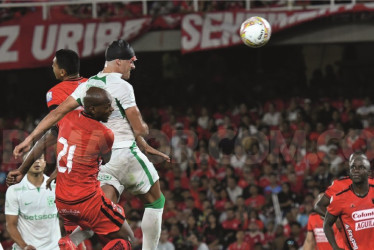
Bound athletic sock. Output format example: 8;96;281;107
141;194;165;250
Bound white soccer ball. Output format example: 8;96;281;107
240;16;271;48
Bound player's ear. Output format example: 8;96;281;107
60;68;67;77
87;105;96;115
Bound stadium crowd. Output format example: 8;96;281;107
1;0;364;22
0;93;373;249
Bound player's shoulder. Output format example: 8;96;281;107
335;186;351;197
369;177;374;184
337;176;350;181
308;212;320;219
106;74;132;88
330;176;351;187
6;179;27;194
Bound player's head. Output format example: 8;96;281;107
25;154;46;175
53;49;80;81
349;151;367;165
83;87;113;122
105;40;137;80
349;155;371;184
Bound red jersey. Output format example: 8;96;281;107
328;185;374;250
325;177;374;199
227;241;252;250
56;110;114;203
245;195;266;210
307;212;332;250
46;77;87;109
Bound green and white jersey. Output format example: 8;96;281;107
5;175;60;250
71;72;136;148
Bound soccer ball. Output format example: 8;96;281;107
240;16;271;48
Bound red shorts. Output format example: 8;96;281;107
56;189;125;235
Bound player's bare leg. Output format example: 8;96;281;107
101;184;119;202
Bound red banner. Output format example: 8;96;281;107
0;11;154;70
1;3;374;70
181;3;374;53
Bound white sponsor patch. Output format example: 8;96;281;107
352;208;374;221
46;91;52;102
313;228;328;243
355;219;374;231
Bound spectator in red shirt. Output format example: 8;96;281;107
222;208;241;231
244;185;266;211
244;221;265;246
228;230;252;250
191;158;215;179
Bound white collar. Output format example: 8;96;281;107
22;174;47;190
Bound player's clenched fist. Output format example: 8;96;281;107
13;138;32;159
6;170;24;186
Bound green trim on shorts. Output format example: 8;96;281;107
145;193;165;209
129;142;154;186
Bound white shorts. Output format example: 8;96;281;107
98;142;159;196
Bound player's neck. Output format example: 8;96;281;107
352;180;369;197
62;74;80;81
27;173;44;188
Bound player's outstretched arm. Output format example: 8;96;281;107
303;231;316;250
13;96;79;158
6;215;36;249
314;194;330;217
136;136;170;162
323;212;343;250
125;106;149;138
7;129;58;186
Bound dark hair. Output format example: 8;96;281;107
105;40;136;61
55;49;80;76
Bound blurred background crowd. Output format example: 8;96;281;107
1;0;370;23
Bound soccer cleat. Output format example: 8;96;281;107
58;236;78;250
103;239;132;250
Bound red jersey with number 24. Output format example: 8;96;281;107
328;185;374;250
55;110;114;204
